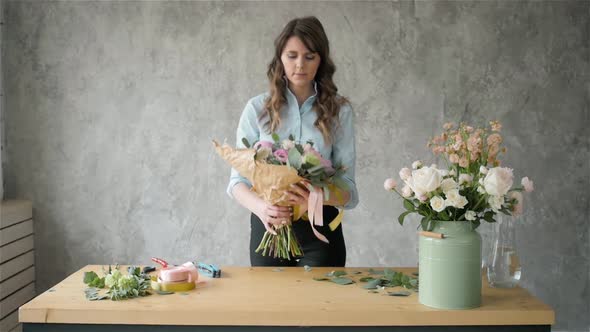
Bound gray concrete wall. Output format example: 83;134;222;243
2;1;588;331
0;0;4;199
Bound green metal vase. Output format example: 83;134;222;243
419;221;482;309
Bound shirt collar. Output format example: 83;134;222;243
283;77;318;110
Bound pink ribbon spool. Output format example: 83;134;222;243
158;262;199;283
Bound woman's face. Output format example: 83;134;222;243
280;36;321;90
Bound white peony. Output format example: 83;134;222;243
440;178;458;193
412;160;423;169
449;169;457;176
488;195;504;211
407;166;442;196
430;196;446;212
483;167;514;196
480;166;488;174
477;186;486;194
445;189;468;209
459;174;473;185
465;210;477;221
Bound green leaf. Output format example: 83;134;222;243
483;211;495;223
359;277;376;282
383;268;395;278
295;144;304;155
332;270;347;277
241;137;251;148
368;268;384;275
313;277;330;281
127;266;140;277
288;134;295;141
331;277;354;285
83;271;99;284
403;200;415;211
387;291;411;296
271;133;280;143
288;148;302;169
439;210;450;220
325;270;347;277
398;211;412;226
420;216;432;231
363;279;381;289
89;277;105;288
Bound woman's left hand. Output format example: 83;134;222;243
286;182;310;207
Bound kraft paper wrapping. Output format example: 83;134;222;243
213;140;303;207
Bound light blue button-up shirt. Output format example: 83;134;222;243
227;84;359;210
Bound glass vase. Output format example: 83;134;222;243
487;215;522;288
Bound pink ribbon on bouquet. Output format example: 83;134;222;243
305;185;330;244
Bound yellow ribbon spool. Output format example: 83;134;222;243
151;280;196;292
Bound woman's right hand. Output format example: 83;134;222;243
255;203;293;236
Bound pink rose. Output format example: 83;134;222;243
273;149;288;163
253;141;274;150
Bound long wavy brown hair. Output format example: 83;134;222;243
263;16;348;145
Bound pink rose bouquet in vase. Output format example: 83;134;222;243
214;134;348;260
384;121;534;309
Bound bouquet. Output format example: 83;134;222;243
214;134;348;260
384;121;534;231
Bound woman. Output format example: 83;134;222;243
227;16;358;267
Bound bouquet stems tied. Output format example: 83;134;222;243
255;223;303;260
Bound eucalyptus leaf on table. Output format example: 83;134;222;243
83;265;152;301
363;279;381;289
330;277;355;285
387;291;411;297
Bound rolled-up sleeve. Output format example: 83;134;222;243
331;103;359;209
226;99;260;199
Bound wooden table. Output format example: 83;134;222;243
19;266;554;332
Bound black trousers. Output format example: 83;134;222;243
250;206;346;267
